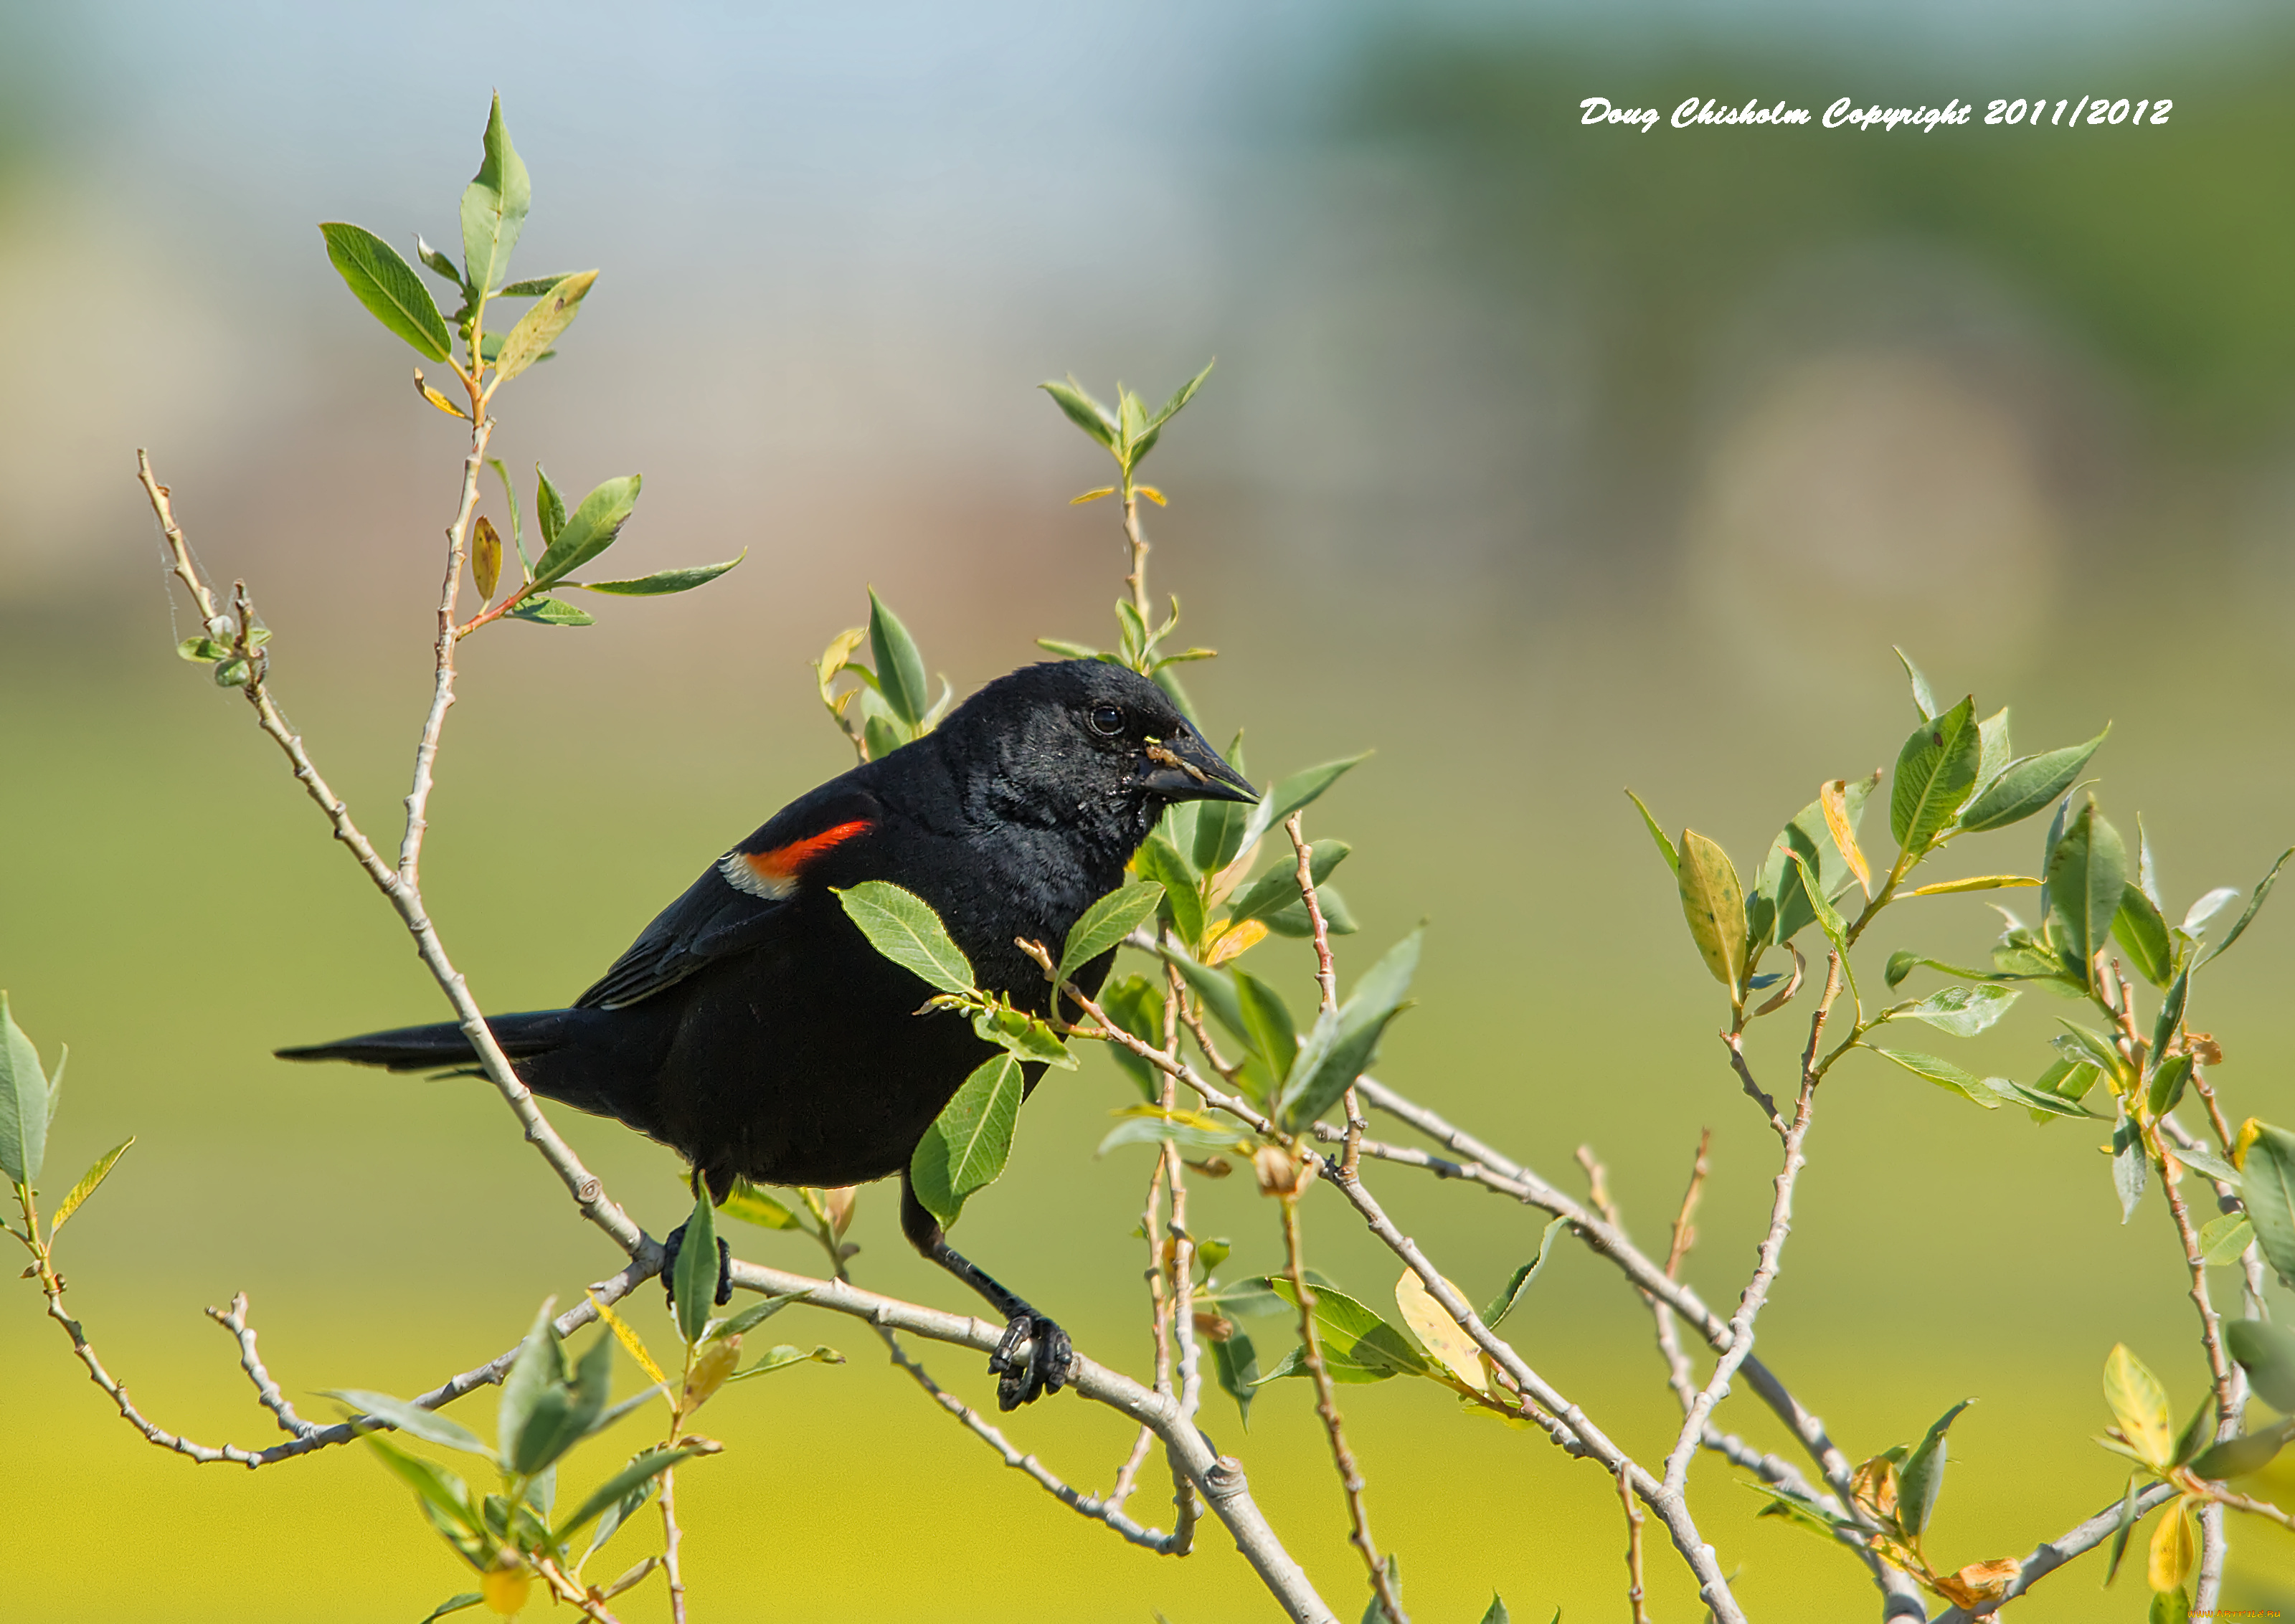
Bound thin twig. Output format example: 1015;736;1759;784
1929;1481;2182;1623
206;1293;320;1440
1663;953;1840;1497
722;1254;1336;1623
138;454;645;1258
1282;1191;1404;1623
1283;814;1355;1175
658;1461;689;1624
1618;1463;1652;1624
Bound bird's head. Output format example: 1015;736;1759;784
935;660;1256;846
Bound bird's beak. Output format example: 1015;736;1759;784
1139;726;1257;804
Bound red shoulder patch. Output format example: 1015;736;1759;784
719;819;872;900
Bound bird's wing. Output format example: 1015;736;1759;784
574;785;884;1010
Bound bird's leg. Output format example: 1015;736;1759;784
900;1173;1074;1410
658;1221;733;1313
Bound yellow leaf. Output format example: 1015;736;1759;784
683;1337;742;1412
2233;1117;2264;1169
472;516;503;602
412;368;469;419
1069;486;1117;505
1931;1558;2020;1610
2103;1344;2175;1468
1136;485;1168;506
481;1564;531;1615
1393;1268;1483;1388
1677;830;1749;1003
48;1137;133;1238
587;1291;669;1392
1202;918;1269;967
1906;875;2042;897
2147;1495;2198;1592
1851;1456;1901;1528
1821;778;1873;898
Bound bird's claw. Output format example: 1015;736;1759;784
660;1222;734;1311
988;1310;1074;1410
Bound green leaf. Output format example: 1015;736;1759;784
2045;802;2127;985
497;274;578;298
1227;842;1350;927
1162;947;1247;1050
493;270;597;382
2103;1343;2175;1468
2173;1141;2241;1185
1237;754;1371;858
1884;949;1920;989
417;1594;485;1623
711;1293;800;1343
866;589;929;728
1870;1048;2006;1110
1957;727;2110;832
1754;771;1878;948
414;233;466;289
507;596;595;627
459;93;531;296
47;1136;132;1236
535;465;567;549
1893;646;1937;720
2113;884;2175;989
2240;1124;2295;1285
1148;358;1215;429
2190;1424;2290;1481
531;475;642;587
1261;883;1358;939
719;1178;800;1230
582;1451;659;1558
328;1389;491;1458
510;1331;612;1476
0;992;55;1189
575;554;746;596
673;1194;719;1347
1136;836;1206;947
2151;1583;2192;1624
1677;831;1748;1001
317;223;453;361
1036;637;1105;660
1233;969;1298;1084
497;1299;566;1465
1477;1595;1510;1624
1896;1399;1973;1538
1482;1215;1568;1330
1040;378;1117;449
909;1054;1024;1230
1210;1321;1258;1428
1096;1108;1249;1157
721;1342;843;1382
487;460;532;579
835;881;975;997
2145;1050;2192;1121
1893;984;2018;1037
1624;789;1680;874
970;1000;1075;1070
176;635;227;662
1974;706;2012;792
2223;1319;2295;1412
2104;1476;2140;1585
2108;1113;2147;1222
1058;881;1165;984
2198;847;2294;967
2195;1213;2253;1267
1096;974;1167;1100
364;1433;481;1534
557;1444;714;1539
1278;930;1421;1133
1262;1277;1432;1378
1747;1481;1852;1543
1192;733;1252;873
1890;695;1983;853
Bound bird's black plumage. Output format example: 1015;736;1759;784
280;660;1254;1407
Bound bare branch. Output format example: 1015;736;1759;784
1929;1481;2182;1623
722;1255;1337;1623
206;1292;321;1440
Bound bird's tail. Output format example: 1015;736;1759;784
276;1009;590;1074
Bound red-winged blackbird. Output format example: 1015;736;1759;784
280;660;1254;1408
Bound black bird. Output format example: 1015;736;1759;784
280;660;1254;1408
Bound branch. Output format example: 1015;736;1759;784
1318;1162;1746;1623
1928;1481;2182;1623
722;1255;1338;1624
138;453;645;1259
1664;953;1839;1496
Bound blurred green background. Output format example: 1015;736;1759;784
3;1;2293;1618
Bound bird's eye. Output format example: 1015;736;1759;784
1089;703;1125;737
